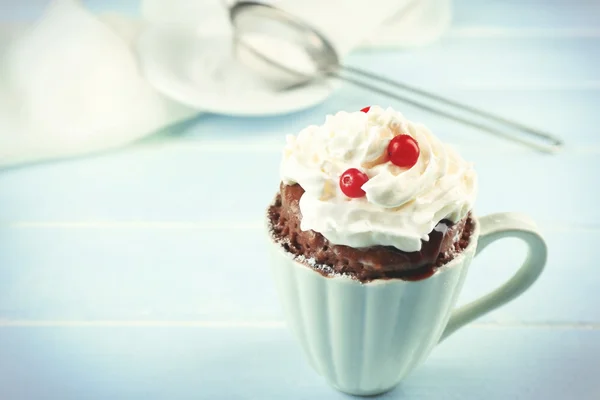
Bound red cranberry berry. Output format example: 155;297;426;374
387;134;420;168
360;106;371;113
339;168;369;198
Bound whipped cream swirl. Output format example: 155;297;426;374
280;106;477;252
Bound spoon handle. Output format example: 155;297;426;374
233;34;562;152
334;66;563;152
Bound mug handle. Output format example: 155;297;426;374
440;213;547;341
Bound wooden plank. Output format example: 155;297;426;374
453;0;600;30
349;37;600;86
0;145;596;225
6;0;599;30
177;85;598;147
0;0;140;22
0;325;597;399
0;226;597;324
175;85;600;148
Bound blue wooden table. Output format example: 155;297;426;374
1;1;599;399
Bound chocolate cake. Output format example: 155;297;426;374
268;183;474;282
268;106;478;283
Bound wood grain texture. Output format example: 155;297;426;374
452;0;600;30
0;326;598;399
0;225;597;324
0;147;596;225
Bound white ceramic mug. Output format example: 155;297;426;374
268;213;547;396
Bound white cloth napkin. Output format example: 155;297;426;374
0;0;197;168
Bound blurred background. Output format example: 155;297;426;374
0;1;599;399
0;0;462;167
1;0;589;168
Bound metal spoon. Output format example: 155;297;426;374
229;1;564;152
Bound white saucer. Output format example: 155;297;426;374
136;26;334;116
